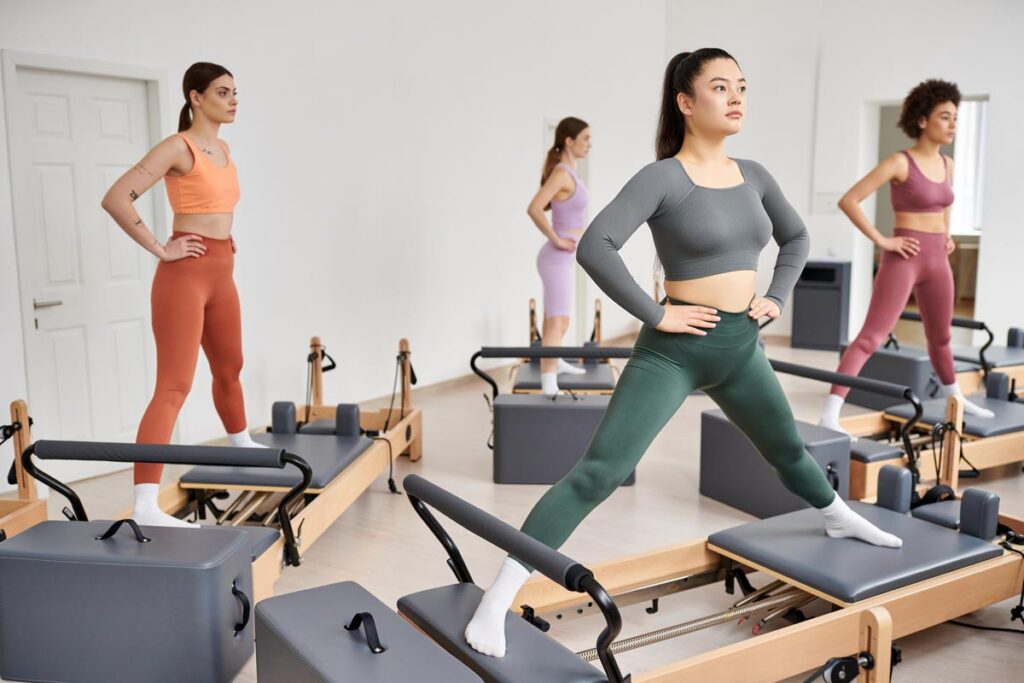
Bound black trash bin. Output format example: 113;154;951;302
791;261;851;350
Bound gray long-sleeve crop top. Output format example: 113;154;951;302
575;157;810;327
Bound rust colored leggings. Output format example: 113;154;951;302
135;233;247;484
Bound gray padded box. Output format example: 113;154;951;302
840;343;979;409
493;394;635;485
398;583;605;683
0;520;255;683
256;581;480;682
699;409;849;518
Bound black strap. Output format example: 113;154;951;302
94;519;151;543
826;463;840;492
231;582;251;635
345;612;386;654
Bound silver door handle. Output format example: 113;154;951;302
33;299;63;310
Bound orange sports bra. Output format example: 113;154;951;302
164;133;240;214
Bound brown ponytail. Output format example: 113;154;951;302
541;116;589;210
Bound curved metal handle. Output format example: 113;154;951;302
94;519;151;543
33;299;63;310
231;581;251;636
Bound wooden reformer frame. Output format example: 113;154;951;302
513;298;619;395
165;337;423;601
845;391;1024;500
0;400;48;540
509;510;1023;682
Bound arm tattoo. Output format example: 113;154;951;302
132;163;154;177
129;189;139;202
133;218;144;226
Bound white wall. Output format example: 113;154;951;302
0;0;666;447
666;0;1024;341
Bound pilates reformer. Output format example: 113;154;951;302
136;337;422;600
396;473;1024;682
474;345;632;484
511;298;619;395
0;400;47;540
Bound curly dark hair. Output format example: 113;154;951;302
898;79;960;138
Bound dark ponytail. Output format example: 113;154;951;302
541;116;589;210
656;48;737;160
178;62;233;132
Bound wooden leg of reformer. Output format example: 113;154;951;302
406;410;423;461
940;395;965;490
10;400;37;501
860;607;892;683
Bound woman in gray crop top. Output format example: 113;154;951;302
465;48;903;659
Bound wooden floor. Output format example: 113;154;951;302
8;335;1022;682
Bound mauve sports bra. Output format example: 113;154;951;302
890;150;954;214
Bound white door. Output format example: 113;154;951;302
6;62;161;484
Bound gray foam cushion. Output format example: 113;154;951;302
910;501;960;530
297;419;336;435
953;345;1024;368
884;395;1024;437
180;433;373;489
850;438;903;464
257;581;480;682
514;363;615;391
707;501;1001;603
398;583;606;683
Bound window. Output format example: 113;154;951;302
949;98;988;235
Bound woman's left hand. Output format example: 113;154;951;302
748;297;781;320
945;237;955;255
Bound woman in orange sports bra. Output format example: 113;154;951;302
101;62;261;528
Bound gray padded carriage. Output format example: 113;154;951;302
850;438;903;464
398;582;606;683
513;362;616;392
953;344;1024;369
708;501;1002;603
884;395;1024;437
180;433;373;489
297;419;336;435
256;581;480;682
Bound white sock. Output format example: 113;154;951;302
228;429;268;447
465;557;531;658
940;383;995;418
132;483;197;528
818;394;854;439
557;359;587;375
540;372;560;396
820;495;902;548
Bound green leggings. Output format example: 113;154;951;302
518;304;837;557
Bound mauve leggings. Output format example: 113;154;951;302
134;233;247;484
831;228;954;398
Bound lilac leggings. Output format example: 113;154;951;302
537;240;574;318
832;229;955;398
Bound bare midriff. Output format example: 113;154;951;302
665;270;757;313
171;213;234;240
892;210;946;234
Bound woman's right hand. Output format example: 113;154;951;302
878;235;920;259
160;234;207;261
655;301;720;335
552;236;577;252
